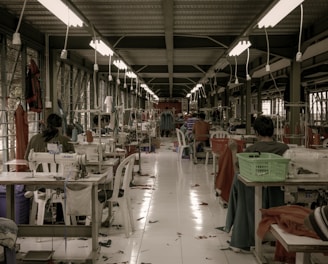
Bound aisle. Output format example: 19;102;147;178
16;137;259;264
97;137;258;264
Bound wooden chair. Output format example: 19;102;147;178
98;153;137;237
176;128;192;160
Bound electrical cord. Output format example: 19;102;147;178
108;55;112;81
264;28;270;72
60;21;69;59
246;48;251;80
234;56;239;84
15;0;27;34
296;4;304;62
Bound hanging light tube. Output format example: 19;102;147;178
228;40;251;56
113;60;127;70
37;0;83;27
126;71;137;79
258;0;304;28
89;38;114;56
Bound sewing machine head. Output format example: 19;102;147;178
74;142;106;163
283;147;328;206
284;147;328;179
28;149;86;179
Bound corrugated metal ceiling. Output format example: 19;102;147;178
1;0;328;98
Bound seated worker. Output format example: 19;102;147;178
24;113;75;223
222;115;289;252
192;112;210;153
93;114;111;134
25;113;75;159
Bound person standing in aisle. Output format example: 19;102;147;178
192;112;211;153
160;107;174;137
221;115;289;252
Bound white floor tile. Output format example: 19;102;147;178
16;137;260;264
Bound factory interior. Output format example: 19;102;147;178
1;0;328;263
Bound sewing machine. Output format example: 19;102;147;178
28;149;86;179
283;147;328;206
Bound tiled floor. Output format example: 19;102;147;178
16;137;261;263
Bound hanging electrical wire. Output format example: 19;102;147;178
12;0;28;45
200;84;207;98
60;17;70;59
264;27;270;72
246;48;251;80
108;55;112;81
92;27;99;108
227;60;232;86
123;68;127;88
296;4;304;62
234;56;239;84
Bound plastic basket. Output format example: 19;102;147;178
237;152;290;182
211;138;245;155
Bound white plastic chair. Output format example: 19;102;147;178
176;128;192;160
99;153;136;237
323;138;328;148
30;162;71;226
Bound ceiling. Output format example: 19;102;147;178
1;0;328;99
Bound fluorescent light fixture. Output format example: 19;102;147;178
186;93;191;98
228;40;251;56
258;0;304;28
126;71;137;78
89;39;114;56
113;60;127;70
37;0;83;27
140;84;155;96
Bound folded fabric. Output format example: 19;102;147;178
257;205;319;264
257;204;318;240
0;218;18;249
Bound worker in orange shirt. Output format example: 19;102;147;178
192;112;211;156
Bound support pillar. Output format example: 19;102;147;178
289;59;302;145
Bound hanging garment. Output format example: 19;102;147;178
160;110;174;136
25;59;42;113
215;139;243;203
14;104;28;172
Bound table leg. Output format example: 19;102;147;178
254;186;263;262
91;184;99;263
295;252;311;264
6;185;15;220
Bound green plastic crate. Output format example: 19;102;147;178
237;152;290;182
